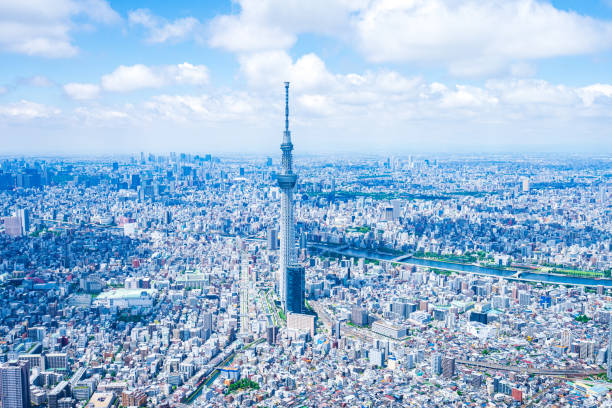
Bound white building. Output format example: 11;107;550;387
94;289;156;310
371;320;407;340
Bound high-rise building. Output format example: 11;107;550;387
332;321;341;339
391;199;402;220
406;353;415;369
276;82;304;313
266;326;278;345
561;328;572;348
519;292;531;307
3;216;22;238
285;265;305;314
267;227;278;250
299;233;307;250
370;349;384;368
442;356;456;378
431;353;442;376
201;313;213;333
17;209;29;235
521;176;530;192
0;172;14;190
0;361;31;408
384;207;394;221
351;307;369;326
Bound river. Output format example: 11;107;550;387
311;245;612;287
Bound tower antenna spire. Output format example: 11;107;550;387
284;81;290;133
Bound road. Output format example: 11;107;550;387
262;289;282;327
259;289;275;327
458;359;604;378
33;217;123;230
180;341;241;405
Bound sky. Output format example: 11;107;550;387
1;0;612;155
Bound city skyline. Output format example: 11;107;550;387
0;152;610;407
1;1;612;407
1;0;612;154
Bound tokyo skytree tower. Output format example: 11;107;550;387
276;82;304;313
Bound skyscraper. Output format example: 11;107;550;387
17;209;29;236
285;264;305;313
431;353;442;376
0;361;31;408
276;82;304;313
267;227;278;250
442;356;456;378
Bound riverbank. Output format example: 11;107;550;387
309;244;612;288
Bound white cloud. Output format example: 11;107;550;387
49;60;612;128
439;86;498;109
144;92;260;123
74;106;130;124
101;65;162;92
63;83;101;100
237;50;612;126
0;0;120;58
238;51;292;88
100;63;209;92
208;0;364;52
579;84;612;106
0;76;54;95
209;15;294;52
209;0;612;77
238;51;334;92
125;71;612;152
128;8;202;43
355;0;612;76
486;80;576;105
25;76;54;87
169;63;210;85
509;62;536;78
297;94;335;116
75;0;121;24
3;66;612;152
0;100;60;119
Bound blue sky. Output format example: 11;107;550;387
1;0;612;154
